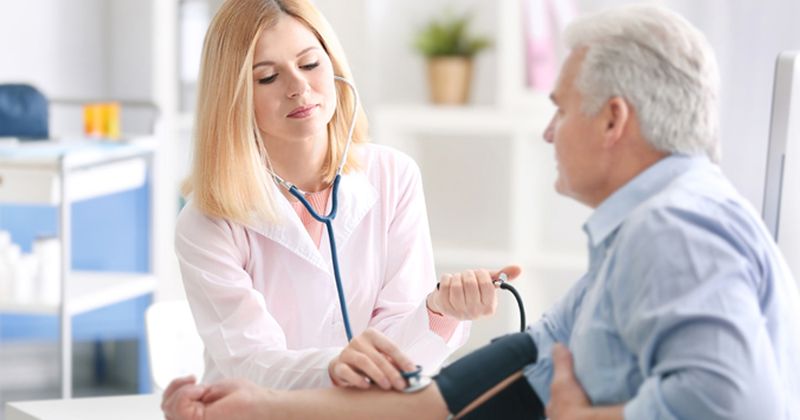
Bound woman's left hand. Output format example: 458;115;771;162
426;265;522;320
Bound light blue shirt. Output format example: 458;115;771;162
524;154;800;419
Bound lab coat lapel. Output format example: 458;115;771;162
329;172;378;249
248;182;331;273
247;172;377;274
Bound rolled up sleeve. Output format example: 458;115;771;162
613;208;782;419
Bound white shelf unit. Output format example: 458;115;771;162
0;138;157;399
372;102;587;270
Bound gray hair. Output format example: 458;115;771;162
564;5;721;162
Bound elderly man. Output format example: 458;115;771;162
163;4;800;419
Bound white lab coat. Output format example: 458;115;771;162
175;144;469;389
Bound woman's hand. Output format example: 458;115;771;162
328;328;416;391
426;265;522;320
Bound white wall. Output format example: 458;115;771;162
0;0;108;99
317;0;500;110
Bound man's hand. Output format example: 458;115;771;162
162;375;208;420
202;379;276;420
328;328;417;391
546;343;591;420
427;265;522;320
547;344;625;420
161;376;277;420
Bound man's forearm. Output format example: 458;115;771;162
265;382;450;420
583;405;624;420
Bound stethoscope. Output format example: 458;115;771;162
267;75;359;342
266;75;528;391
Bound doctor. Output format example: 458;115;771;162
176;0;519;392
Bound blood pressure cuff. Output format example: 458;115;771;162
433;332;545;419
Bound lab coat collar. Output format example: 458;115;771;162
248;170;378;274
583;154;709;248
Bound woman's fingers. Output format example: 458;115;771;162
475;269;498;316
490;265;522;281
330;329;415;391
447;272;466;318
461;270;480;317
332;362;371;389
365;330;415;390
342;349;390;389
434;265;523;320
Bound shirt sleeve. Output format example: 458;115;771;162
427;307;460;341
175;204;341;390
524;273;592;404
367;155;469;374
611;207;782;420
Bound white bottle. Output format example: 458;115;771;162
0;230;10;301
33;236;61;305
8;244;35;303
16;253;38;303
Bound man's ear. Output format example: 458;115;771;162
601;97;629;148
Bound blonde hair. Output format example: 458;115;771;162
184;0;368;225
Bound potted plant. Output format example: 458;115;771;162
413;12;491;105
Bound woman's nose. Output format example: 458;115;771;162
286;72;310;99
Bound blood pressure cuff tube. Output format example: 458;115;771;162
433;332;545;419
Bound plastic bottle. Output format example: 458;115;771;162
33;236;61;304
8;244;35;303
0;230;10;300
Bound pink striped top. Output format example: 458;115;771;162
290;188;459;341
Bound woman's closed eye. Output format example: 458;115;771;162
256;62;319;85
258;74;278;85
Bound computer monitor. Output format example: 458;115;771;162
763;50;800;280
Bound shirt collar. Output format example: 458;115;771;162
583;154;709;248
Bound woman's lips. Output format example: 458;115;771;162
287;104;318;118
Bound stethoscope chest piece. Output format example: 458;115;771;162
402;365;432;393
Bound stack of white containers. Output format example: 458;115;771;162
0;230;61;305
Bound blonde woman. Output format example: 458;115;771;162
176;0;520;392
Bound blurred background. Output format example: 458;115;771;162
0;0;798;415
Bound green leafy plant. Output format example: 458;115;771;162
413;12;491;58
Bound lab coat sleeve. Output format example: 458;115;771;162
175;204;341;389
612;209;783;420
367;156;469;374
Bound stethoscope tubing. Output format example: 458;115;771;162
276;76;358;342
287;175;354;341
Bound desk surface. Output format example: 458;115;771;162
5;394;161;420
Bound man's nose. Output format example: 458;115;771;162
543;119;555;144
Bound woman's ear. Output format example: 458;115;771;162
602;96;630;148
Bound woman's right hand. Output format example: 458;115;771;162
328;328;416;391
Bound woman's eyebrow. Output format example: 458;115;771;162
253;46;320;69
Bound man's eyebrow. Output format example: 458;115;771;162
252;46;320;69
